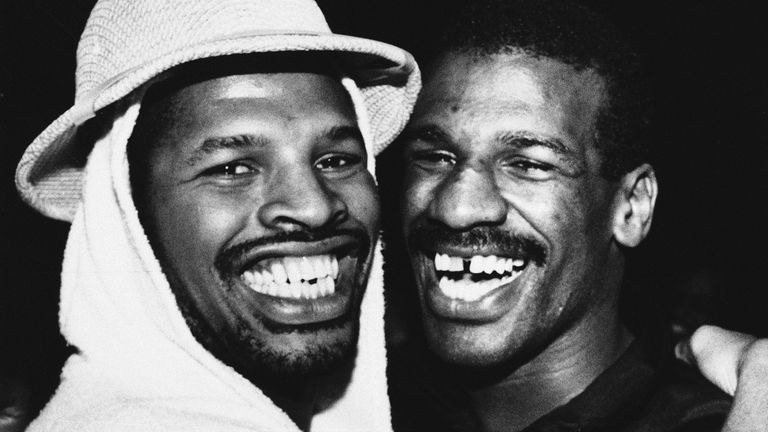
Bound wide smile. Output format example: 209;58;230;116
419;248;535;322
230;235;365;326
241;254;340;300
434;252;527;301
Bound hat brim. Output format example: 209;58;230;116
16;32;420;221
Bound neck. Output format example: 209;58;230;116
468;294;632;432
259;377;317;431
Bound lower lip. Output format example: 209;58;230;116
423;263;526;323
254;291;352;325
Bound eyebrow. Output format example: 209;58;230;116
324;125;364;144
399;124;451;144
186;134;269;166
493;132;575;157
401;125;573;156
185;125;364;167
495;132;586;174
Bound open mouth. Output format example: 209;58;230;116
240;254;340;299
432;252;528;302
226;235;367;326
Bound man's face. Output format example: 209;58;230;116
133;71;380;377
401;51;625;366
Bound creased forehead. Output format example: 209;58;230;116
418;51;607;128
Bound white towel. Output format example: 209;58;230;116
28;83;392;432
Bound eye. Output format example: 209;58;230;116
502;157;555;180
203;161;256;178
407;150;456;169
314;154;363;172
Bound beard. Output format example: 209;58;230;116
227;306;360;380
171;280;361;384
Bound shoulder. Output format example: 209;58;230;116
628;358;732;432
27;395;285;432
388;342;481;432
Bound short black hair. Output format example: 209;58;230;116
423;0;652;179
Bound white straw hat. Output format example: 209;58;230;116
15;0;420;222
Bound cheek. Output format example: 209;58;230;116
400;175;434;224
335;173;380;232
501;180;592;236
150;188;248;266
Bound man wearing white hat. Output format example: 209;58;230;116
13;0;418;431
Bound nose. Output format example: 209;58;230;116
258;169;348;231
428;165;507;230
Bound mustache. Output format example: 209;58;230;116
407;224;547;266
215;227;370;276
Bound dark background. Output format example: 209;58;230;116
2;0;766;413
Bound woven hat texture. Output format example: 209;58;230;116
16;0;420;221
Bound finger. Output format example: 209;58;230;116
682;325;756;395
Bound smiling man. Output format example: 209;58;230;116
129;59;380;386
127;58;382;426
13;0;418;431
388;1;732;431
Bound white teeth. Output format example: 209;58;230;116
331;256;339;279
483;255;495;274
299;257;315;281
243;271;336;299
270;262;288;284
284;258;302;284
311;257;326;279
290;282;301;299
450;256;464;271
438;272;522;301
495;258;507;275
262;270;273;284
239;275;338;299
251;271;261;285
433;253;530;301
322;255;331;276
241;254;341;299
257;255;339;285
434;253;452;271
469;256;484;273
435;253;527;276
243;271;255;285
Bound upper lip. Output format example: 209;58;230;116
422;245;527;260
230;235;361;275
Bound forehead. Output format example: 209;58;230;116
155;71;355;129
413;51;607;151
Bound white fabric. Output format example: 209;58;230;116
15;0;421;222
28;89;392;431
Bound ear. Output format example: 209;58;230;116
612;163;658;247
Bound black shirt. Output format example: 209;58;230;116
389;341;731;432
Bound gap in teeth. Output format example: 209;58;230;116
241;254;339;298
433;253;527;301
434;252;526;276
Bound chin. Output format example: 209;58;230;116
231;314;361;380
421;312;551;373
422;317;495;364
